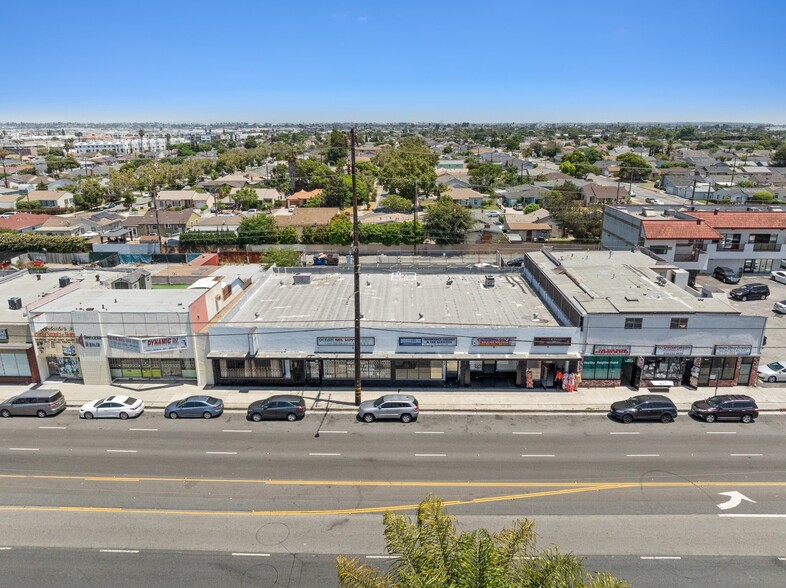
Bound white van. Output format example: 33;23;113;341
487;211;500;218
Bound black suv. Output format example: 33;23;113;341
689;394;759;423
729;283;770;301
712;266;740;284
609;394;678;424
246;395;306;422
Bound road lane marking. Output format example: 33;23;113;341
38;426;67;429
779;557;786;561
627;454;660;457
610;432;639;435
719;514;786;518
309;453;341;456
706;431;736;435
640;556;681;560
206;451;238;455
318;430;347;434
730;453;763;457
414;431;444;434
512;432;542;435
222;430;252;433
99;549;139;553
106;450;137;453
0;547;11;550
521;454;555;457
232;552;270;557
415;453;446;457
366;555;397;559
129;428;158;431
8;448;39;451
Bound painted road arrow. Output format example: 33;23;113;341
717;491;756;511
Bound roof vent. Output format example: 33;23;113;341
484;275;495;288
293;274;311;285
8;297;22;310
656;276;668;286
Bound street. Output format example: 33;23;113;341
1;413;785;586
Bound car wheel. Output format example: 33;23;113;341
36;410;47;418
741;414;753;424
762;295;768;300
0;409;10;418
363;413;375;423
705;414;716;423
83;412;94;420
741;295;748;301
621;414;634;424
660;413;673;423
768;376;777;383
251;413;263;422
202;411;212;419
400;413;413;423
119;412;129;420
286;413;297;422
169;412;178;419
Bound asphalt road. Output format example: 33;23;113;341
1;413;785;587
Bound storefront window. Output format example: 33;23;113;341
0;352;32;377
251;359;283;378
394;359;442;381
323;360;391;380
109;357;197;380
698;357;738;386
642;357;687;381
582;356;623;380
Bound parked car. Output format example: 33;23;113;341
246;395;305;422
506;257;526;267
609;394;677;424
243;208;258;215
0;389;66;418
689;394;758;423
770;270;786;284
757;360;786;382
357;394;419;423
773;300;786;314
729;283;769;301
165;396;224;419
80;395;144;420
645;197;664;205
712;266;741;284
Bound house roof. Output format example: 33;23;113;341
288;189;323;201
275;208;341;228
686;210;786;230
505;221;552;231
447;187;484;201
230;187;282;201
0;213;50;231
663;175;696;187
581;183;627;199
157;190;200;201
138;209;197;225
27;190;72;200
641;219;721;240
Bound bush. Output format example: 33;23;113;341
0;234;88;253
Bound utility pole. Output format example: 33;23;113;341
690;178;697;206
349;128;362;406
730;153;737;186
412;180;418;256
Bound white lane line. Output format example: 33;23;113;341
99;549;139;554
39;426;67;429
232;552;271;557
730;453;763;457
415;453;446;457
706;431;736;435
8;448;39;451
206;451;238;455
778;557;786;561
610;431;640;435
627;454;660;457
521;454;555;457
640;556;681;560
318;430;348;434
106;449;137;453
0;547;11;550
719;514;786;518
129;428;158;431
222;429;252;433
309;452;341;456
366;555;397;559
512;431;542;435
414;431;444;434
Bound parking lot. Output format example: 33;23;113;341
694;272;786;370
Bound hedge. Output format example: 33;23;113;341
0;234;88;253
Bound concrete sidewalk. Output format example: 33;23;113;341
3;381;785;414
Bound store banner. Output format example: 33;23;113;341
472;337;514;347
399;337;457;347
655;345;692;356
713;345;752;356
593;345;631;356
317;336;375;346
108;335;189;354
533;337;572;346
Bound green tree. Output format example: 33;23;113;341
523;203;541;214
237;212;276;244
327;214;353;245
74;177;107;210
771;143;786;167
295;158;334;191
337;495;629;588
751;190;773;203
261;248;302;267
616;152;651;181
423;195;475;244
380;195;414;213
325;129;348;165
542;142;561;158
374;136;438;200
233;186;259;210
468;162;504;192
244;135;258;150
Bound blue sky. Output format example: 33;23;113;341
3;0;785;123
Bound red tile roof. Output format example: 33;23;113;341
686;211;786;230
642;220;721;240
0;213;50;231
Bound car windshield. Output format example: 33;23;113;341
125;397;138;405
626;397;642;407
373;397;385;407
766;362;785;371
706;397;721;407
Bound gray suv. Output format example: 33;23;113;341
0;389;66;418
358;394;419;423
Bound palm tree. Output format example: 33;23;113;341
138;129;145;154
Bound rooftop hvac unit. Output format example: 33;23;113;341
293;274;311;285
484;275;495;288
8;297;22;310
59;276;71;288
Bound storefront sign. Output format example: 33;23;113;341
593;345;631;356
533;337;572;347
108;334;189;354
655;345;693;356
35;326;75;339
713;345;752;356
399;337;458;347
77;334;102;348
472;337;514;347
317;336;375;346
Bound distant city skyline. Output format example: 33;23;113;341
3;0;785;124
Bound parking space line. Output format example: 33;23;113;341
39;426;67;429
8;448;39;451
512;432;542;435
521;454;555;457
414;431;444;434
627;454;660;457
706;431;736;435
99;549;139;554
318;430;347;434
205;451;238;455
730;453;763;457
640;556;681;560
232;552;270;557
222;430;252;433
129;428;158;432
415;453;446;457
106;450;137;453
309;452;341;456
610;432;639;435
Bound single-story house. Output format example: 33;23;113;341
230;187;283;208
274;207;341;236
124;209;200;237
191;216;243;233
156;190;214;209
581;183;629;205
447;187;484;208
502;209;553;241
0;213;50;233
24;190;74;209
287;189;323;208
